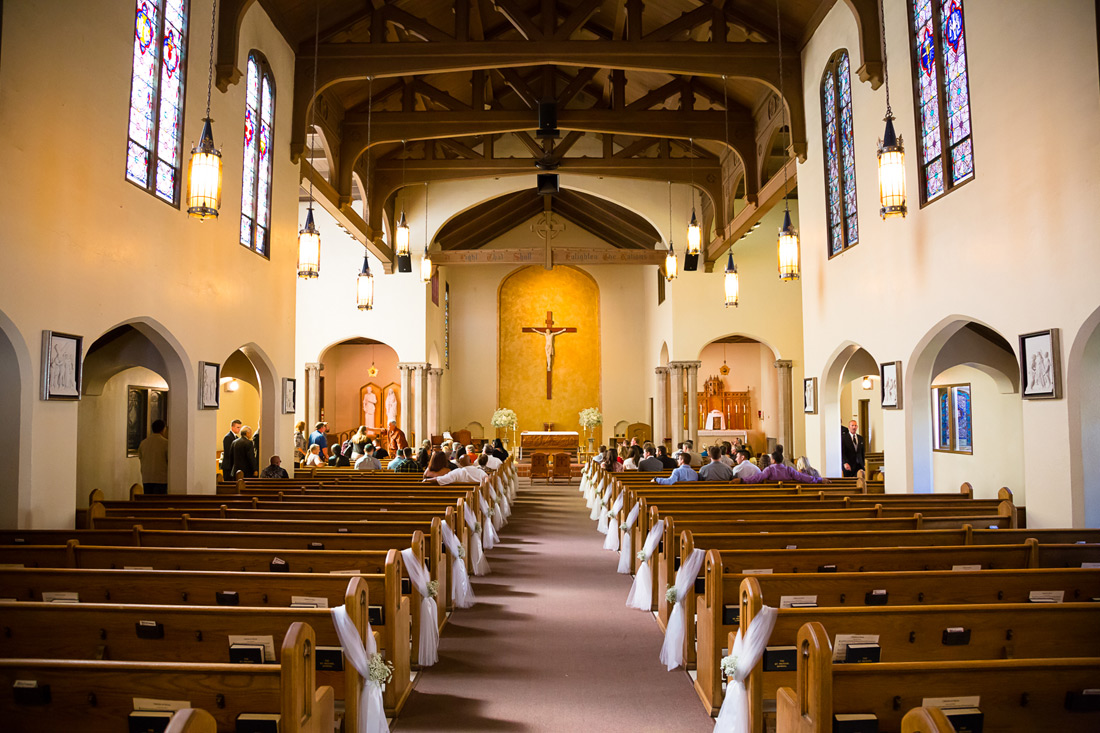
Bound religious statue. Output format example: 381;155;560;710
363;389;378;428
385;387;398;426
531;327;567;371
522;311;576;399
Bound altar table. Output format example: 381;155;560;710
519;431;579;460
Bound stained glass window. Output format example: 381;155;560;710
933;383;972;454
821;50;858;257
240;53;276;257
126;0;188;205
909;0;974;204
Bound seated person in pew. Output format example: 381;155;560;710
718;442;735;467
480;443;503;470
732;448;761;479
657;444;678;469
734;450;828;484
424;454;487;485
259;455;289;479
390;446;422;473
699;446;734;482
638;445;664;472
328;443;351;467
304;444;324;467
602;451;622;473
354;444;382;470
796;455;821;479
651;451;699;485
423;451;452;479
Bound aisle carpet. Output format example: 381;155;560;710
394;478;715;732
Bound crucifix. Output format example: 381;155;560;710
522;310;577;399
531;207;565;270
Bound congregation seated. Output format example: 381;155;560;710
348;426;370;460
656;444;677;469
795;455;821;479
373;439;389;460
423;450;453;479
651;451;698;484
490;438;509;461
638;445;664;472
481;443;503;470
425;454;488;485
731;447;761;479
303;443;324;467
328;443;351;467
389;446;421;473
698;447;734;482
673;440;703;468
717;442;735;467
622;445;642;470
591;445;607;464
733;449;828;484
416;446;431;470
259;454;288;479
602;452;622;473
354;444;381;470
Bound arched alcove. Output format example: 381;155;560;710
0;308;32;527
1068;306;1100;527
215;344;279;469
907;318;1022;498
820;343;881;478
78;319;191;501
696;334;780;455
318;338;401;438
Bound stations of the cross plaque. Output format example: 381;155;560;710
521;310;576;399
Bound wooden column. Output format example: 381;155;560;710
654;366;669;448
668;362;685;447
684;360;702;451
775;359;793;457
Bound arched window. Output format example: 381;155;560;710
909;0;974;204
821;50;858;257
240;52;276;256
125;0;189;205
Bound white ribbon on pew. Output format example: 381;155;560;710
626;519;665;610
603;494;626;551
579;463;590;493
496;476;511;518
598;484;616;530
479;494;499;549
585;475;600;508
660;547;706;670
331;604;389;733
713;606;778;733
489;484;505;532
617;502;642;574
400;548;439;666
441;520;476;608
463;504;491;576
592;483;611;524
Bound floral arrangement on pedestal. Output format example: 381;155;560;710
491;408;518;448
579;407;602;452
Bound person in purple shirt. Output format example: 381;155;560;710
735;450;830;484
650;451;699;485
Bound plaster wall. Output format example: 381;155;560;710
798;0;1100;525
0;1;299;526
697;342;779;440
839;378;884;453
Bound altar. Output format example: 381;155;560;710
519;431;579;460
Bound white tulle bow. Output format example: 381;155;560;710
400;548;439;666
626;519;665;610
463;503;490;575
331;604;389;733
441;520;476;608
603;494;626;551
713;606;778;733
659;548;706;670
616;502;642;574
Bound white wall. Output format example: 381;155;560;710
798;0;1100;525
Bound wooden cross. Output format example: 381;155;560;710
521;310;577;399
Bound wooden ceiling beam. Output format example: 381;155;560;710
553;0;601;40
556;66;599;107
644;5;713;42
385;6;455;42
495;67;540;108
493;0;544;40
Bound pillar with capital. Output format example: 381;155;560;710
397;363;414;442
654;366;669;448
427;367;443;439
412;363;430;447
684;361;702;450
668;362;685;447
775;359;794;456
305;362;323;426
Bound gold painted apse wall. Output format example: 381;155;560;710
498;266;601;441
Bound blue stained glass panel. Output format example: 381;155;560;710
127;141;150;186
937;389;951;449
954;386;972;452
952;138;974;182
823;71;842;254
926;159;944;199
240;56;275;255
240;215;253;246
155;160;176;201
837;52;857;245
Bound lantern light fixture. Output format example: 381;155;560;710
357;253;375;311
420;182;433;283
297;1;323;278
664;180;677;281
187;0;222;219
876;0;907;218
724;251;739;308
685;138;701;270
774;0;800;281
395;139;413;271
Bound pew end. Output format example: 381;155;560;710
775;621;832;733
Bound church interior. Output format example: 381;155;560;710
2;0;1100;730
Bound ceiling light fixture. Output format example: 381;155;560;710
186;0;222;219
877;0;907;218
775;0;800;281
297;1;323;278
420;182;433;283
685;138;701;270
395;139;412;272
664;180;678;281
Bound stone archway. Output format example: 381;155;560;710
820;343;879;478
0;308;32;527
1068;306;1100;527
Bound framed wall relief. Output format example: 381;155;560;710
282;378;296;414
199;361;221;409
1019;328;1062;400
879;361;902;409
41;331;83;400
803;377;818;414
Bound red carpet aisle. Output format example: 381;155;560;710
394;478;714;732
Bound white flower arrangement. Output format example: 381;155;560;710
619;521;629;532
665;585;679;606
720;653;739;679
427;580;439;599
636;550;647;561
456;545;466;559
578;407;603;428
368;652;394;685
491;408;518;429
474;522;482;534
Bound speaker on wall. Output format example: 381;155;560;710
537;101;559;138
537;174;559;195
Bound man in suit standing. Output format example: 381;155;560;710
841;419;865;478
221;419;242;481
230;425;258;479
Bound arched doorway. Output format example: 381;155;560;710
0;308;32;527
907;319;1022;498
696;334;780;456
821;343;881;479
1069;306;1100;527
215;344;278;475
317;338;401;446
77;320;190;502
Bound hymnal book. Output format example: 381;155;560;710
763;645;796;671
308;541;325;550
270;557;288;572
236;712;280;733
780;595;817;609
229;643;267;664
694;577;706;594
228;635;276;662
942;707;983;733
865;589;888;606
216;591;240;606
42;591;78;603
833;713;878;733
817;564;837;573
135;620;165;639
832;634;880;663
722;605;740;625
952;564;981;571
941;627;971;646
401;577;412;594
1065;689;1100;712
1028;590;1064;603
316;646;344;672
369;605;385;625
844;643;881;664
127;711;173;733
12;679;50;705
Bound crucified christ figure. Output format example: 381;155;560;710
521;311;577;399
531;327;567;371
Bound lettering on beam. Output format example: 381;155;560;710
432;248;666;265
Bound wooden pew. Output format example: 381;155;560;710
775;621;1100;732
694;559;1100;714
0;621;335;732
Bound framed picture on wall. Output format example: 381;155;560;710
199;361;220;409
282;378;296;414
880;361;903;409
41;330;83;400
803;377;817;414
1019;328;1062;399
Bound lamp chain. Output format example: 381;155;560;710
775;0;790;207
723;76;733;219
307;0;320;206
205;0;216;116
879;0;892;115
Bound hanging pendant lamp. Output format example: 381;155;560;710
664;181;677;281
876;0;907;218
357;253;375;310
395;139;413;272
420;182;433;283
187;0;222;219
724;251;739;308
297;1;323;278
774;0;800;280
684;139;701;271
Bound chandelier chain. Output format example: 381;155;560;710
205;0;216;115
775;0;790;208
307;0;320;207
879;0;892;115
